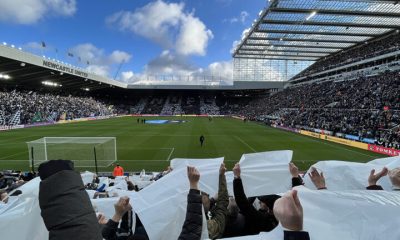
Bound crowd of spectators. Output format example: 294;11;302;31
294;33;400;79
0;89;116;125
0;170;36;208
237;71;400;149
35;160;315;240
1;68;399;149
4;159;397;239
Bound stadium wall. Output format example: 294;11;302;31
272;125;400;157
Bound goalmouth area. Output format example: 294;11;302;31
0;116;384;172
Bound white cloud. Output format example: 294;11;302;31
106;0;213;56
68;43;132;77
120;71;136;82
206;61;233;80
230;40;240;54
119;51;233;85
144;50;197;76
0;0;76;24
241;28;251;40
176;14;214;56
239;11;249;23
86;65;109;77
106;0;183;48
230;28;251;54
225;11;249;24
109;50;132;64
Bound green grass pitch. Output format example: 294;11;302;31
0;116;384;172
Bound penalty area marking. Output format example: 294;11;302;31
166;148;175;161
0;152;28;160
235;136;257;153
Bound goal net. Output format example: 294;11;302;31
27;137;117;168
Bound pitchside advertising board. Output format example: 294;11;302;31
295;129;399;157
299;130;400;156
368;144;400;156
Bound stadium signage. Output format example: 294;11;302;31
42;60;89;78
368;144;400;156
299;130;369;150
277;126;399;156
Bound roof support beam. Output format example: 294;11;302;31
234;56;318;61
236;53;324;58
269;7;400;18
244;43;342;50
262;19;399;29
255;29;378;37
239;48;332;54
247;37;359;44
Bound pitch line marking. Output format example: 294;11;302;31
235;136;256;153
0;152;27;160
166;148;175;161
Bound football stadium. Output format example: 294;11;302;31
0;0;400;240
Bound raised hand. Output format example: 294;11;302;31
308;167;326;189
97;213;108;225
219;163;226;175
289;162;299;178
187;166;200;190
273;190;303;231
368;167;388;186
112;196;132;222
233;163;241;178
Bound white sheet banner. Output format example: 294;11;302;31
81;171;95;185
298;187;400;240
303;156;400;191
222;187;400;240
238;150;293;197
131;157;224;240
91;196;137;233
0;177;48;240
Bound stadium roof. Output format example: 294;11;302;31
233;0;400;61
0;45;284;91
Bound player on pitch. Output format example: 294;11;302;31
200;135;205;147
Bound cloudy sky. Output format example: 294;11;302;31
0;0;269;83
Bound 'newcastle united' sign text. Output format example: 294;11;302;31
43;60;89;78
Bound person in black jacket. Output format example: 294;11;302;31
98;196;149;240
199;135;205;147
38;160;103;240
178;166;203;240
232;163;279;235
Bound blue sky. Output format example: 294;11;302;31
0;0;267;83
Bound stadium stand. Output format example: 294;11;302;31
0;89;116;125
242;71;400;150
292;33;400;80
0;66;399;149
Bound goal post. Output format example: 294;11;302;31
27;137;117;169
